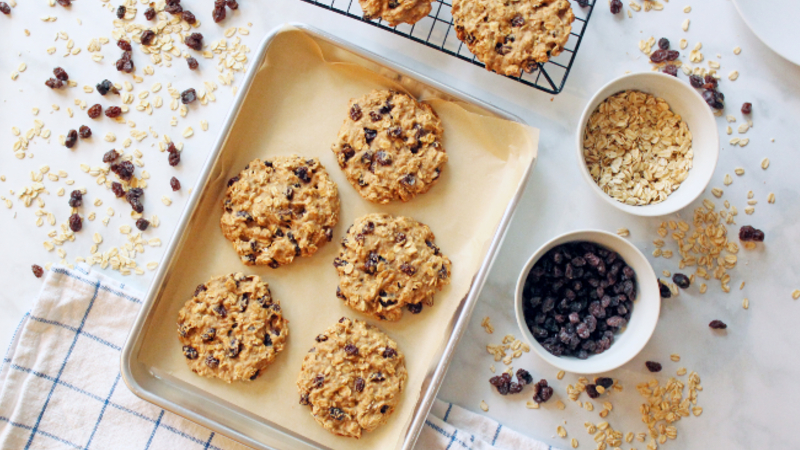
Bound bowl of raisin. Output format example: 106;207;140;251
515;230;660;374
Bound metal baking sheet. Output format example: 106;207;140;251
121;23;537;450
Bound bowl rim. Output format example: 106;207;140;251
575;71;720;217
514;229;660;374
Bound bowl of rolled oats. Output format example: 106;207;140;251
515;230;660;374
577;72;719;216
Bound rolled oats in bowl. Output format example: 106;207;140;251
583;90;693;206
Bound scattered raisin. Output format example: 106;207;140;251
79;125;92;139
88;104;103;119
645;361;662;372
689;75;704;88
610;0;622;14
165;2;182;14
738;225;764;242
32;264;44;278
57;0;71;5
0;2;10;14
666;50;679;61
182;10;196;24
103;149;119;163
170;176;181;191
672;273;690;289
116;5;126;18
141;30;156;46
115;51;134;73
135;218;150;231
68;213;82;232
649;49;668;63
181;88;197;104
68;190;82;207
144;7;156;20
168;151;180;167
126;187;144;213
111;182;126;198
187;56;199;70
96;80;117;96
532;379;553;403
596;377;613;389
585;384;599;398
227;0;238;9
213;5;226;22
65;130;78;149
111;160;135;181
709;320;727;330
105;106;122;118
406;302;423;314
45;78;64;89
702;89;724;110
516;369;533;386
576;0;589;6
662;64;678;77
53;67;69;81
703;75;718;88
117;39;132;51
741;102;752;115
658;38;670;50
659;279;672;298
185;32;203;51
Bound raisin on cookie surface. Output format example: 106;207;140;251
359;0;434;26
334;213;452;321
332;90;447;204
220;155;340;267
177;273;288;382
452;0;575;76
297;318;407;438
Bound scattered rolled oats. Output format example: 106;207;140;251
767;192;775;204
792;289;800;300
616;228;630;237
733;46;742;55
557;370;565;380
742;298;749;309
682;19;690;31
728;71;739;81
526;401;540;409
761;158;769;169
570;438;578;448
670;354;680;362
723;174;733;185
556;400;566;410
479;400;489;412
480;316;494;334
734;167;744;176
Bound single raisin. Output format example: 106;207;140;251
407;302;423;314
350;104;362;121
144;7;156;20
68;213;82;232
165;2;182;14
610;0;622;14
182;10;196;24
65;129;78;148
115;51;134;73
116;5;126;19
702;89;724;110
511;15;524;27
96;79;117;96
354;377;365;392
187;56;199;70
88;104;103;118
576;0;589;6
658;38;670;50
79;125;92;139
168;151;180;166
709;320;727;329
649;49;668;63
703;74;718;88
516;369;533;386
741;102;752;115
141;30;156;46
111;160;135;181
181;88;197;104
227;0;238;9
117;40;132;51
185;33;203;51
45;78;63;89
111;182;125;198
32;264;44;278
689;75;704;88
68;190;82;207
658;279;672;298
382;347;397;358
105;106;122;118
662;64;678;77
205;356;220;368
135;218;150;231
645;361;662;372
0;2;10;14
752;229;765;242
183;345;198;359
170;176;181;191
166;142;178;153
672;273;690;289
344;344;358;356
103;149;119;163
53;67;69;81
532;379;553;403
213;5;226;22
739;225;764;242
666;50;679;61
596;377;613;389
585;384;599;398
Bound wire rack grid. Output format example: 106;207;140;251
298;0;596;94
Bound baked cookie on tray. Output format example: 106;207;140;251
297;317;407;438
332;89;447;204
220;155;340;267
452;0;575;76
360;0;434;26
177;273;288;382
334;213;452;321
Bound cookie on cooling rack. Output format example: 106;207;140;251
220;155;340;267
359;0;434;26
452;0;575;76
297;317;407;438
177;273;288;382
332;89;447;204
334;213;452;321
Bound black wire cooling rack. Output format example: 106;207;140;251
298;0;596;94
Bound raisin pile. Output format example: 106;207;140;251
739;225;765;242
213;0;237;23
126;188;144;213
116;50;134;73
68;190;82;207
31;264;44;278
522;241;636;359
110;160;135;181
489;369;534;395
531;379;554;403
64;129;78;149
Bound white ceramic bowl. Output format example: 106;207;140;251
576;72;720;217
514;230;660;374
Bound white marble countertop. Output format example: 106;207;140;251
2;0;800;449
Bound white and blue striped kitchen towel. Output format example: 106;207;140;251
0;265;555;450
